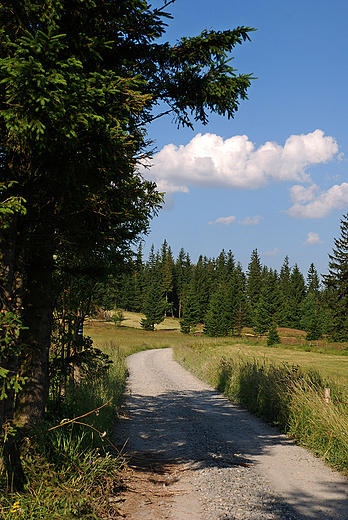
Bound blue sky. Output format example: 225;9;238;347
140;0;348;279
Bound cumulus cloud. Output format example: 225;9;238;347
287;182;348;218
289;184;320;204
142;130;339;193
208;215;236;225
303;232;324;245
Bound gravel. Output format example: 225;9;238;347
116;348;348;520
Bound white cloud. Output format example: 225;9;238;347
287;182;348;218
264;248;280;256
208;214;262;226
142;130;339;193
289;184;320;204
238;215;263;225
303;232;324;245
208;215;236;225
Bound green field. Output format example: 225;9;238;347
86;315;348;385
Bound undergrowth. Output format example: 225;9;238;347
0;342;128;520
173;342;348;476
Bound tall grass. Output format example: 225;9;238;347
0;341;129;520
173;342;348;475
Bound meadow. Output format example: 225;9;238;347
2;315;348;519
88;314;348;476
87;312;348;384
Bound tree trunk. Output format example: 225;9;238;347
13;246;54;430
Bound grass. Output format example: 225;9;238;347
0;335;131;520
87;318;348;475
172;341;348;475
87;320;348;384
3;315;348;518
103;310;181;331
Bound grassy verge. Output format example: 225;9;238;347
0;338;131;519
173;341;348;475
89;323;348;475
4;320;348;518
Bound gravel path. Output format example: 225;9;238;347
116;348;348;520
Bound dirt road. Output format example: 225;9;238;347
115;348;348;519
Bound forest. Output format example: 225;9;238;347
93;214;348;343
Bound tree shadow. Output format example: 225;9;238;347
116;383;348;519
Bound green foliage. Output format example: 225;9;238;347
180;285;200;334
246;249;262;326
140;280;166;331
112;309;125;328
0;311;27;400
267;323;280;346
325;213;348;341
0;340;128;518
204;284;233;337
0;182;26;229
253;268;279;335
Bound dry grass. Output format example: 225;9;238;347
97;310;181;331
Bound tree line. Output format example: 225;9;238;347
94;235;348;342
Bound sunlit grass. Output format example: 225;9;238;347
4;317;348;518
86;320;348;384
104;310;181;330
173;341;348;475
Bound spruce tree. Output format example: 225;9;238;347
132;243;145;313
278;256;293;327
141;279;166;331
246;249;262;327
267;322;281;346
253;268;280;335
180;285;200;334
204;284;234;337
160;240;175;316
307;263;321;294
300;263;322;340
324;213;348;341
233;262;247;335
174;249;192;318
289;264;306;329
192;256;212;322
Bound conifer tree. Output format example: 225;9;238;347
204;284;234;337
288;264;306;329
141;279;166;331
233;262;247;335
300;263;323;340
132;243;145;313
267;322;280;346
192;256;212;322
253;268;280;335
180;285;200;334
215;249;228;285
0;0;256;483
160;240;175;316
307;262;321;294
246;249;262;326
174;249;192;318
278;256;293;327
324;213;348;341
300;293;322;340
